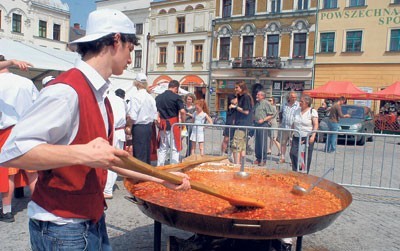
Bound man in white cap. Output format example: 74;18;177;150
127;73;158;164
0;9;190;250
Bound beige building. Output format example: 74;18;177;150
210;0;318;113
0;0;70;50
148;0;215;100
315;0;400;107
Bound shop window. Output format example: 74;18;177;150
177;17;185;33
219;37;230;60
245;0;256;16
267;34;279;58
53;24;60;41
176;46;184;63
134;50;142;68
390;29;400;52
270;0;281;13
293;33;306;58
159;47;167;64
136;23;143;35
194;44;203;63
346;30;362;52
39;20;47;38
297;0;309;10
320;32;335;52
393;0;400;4
12;13;22;33
323;0;337;9
222;0;232;18
349;0;365;7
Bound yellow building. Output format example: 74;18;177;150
315;0;400;108
211;0;318;113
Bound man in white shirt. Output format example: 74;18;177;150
0;55;39;223
127;73;158;164
0;9;189;250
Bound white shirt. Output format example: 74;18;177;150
292;107;318;138
107;92;127;145
0;60;110;224
127;88;157;125
0;72;39;129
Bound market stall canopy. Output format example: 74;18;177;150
303;81;370;100
0;37;79;81
150;82;190;96
369;81;400;101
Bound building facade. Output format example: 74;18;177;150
315;0;400;109
0;0;70;50
148;0;215;100
211;0;317;113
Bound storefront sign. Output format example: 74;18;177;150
283;81;305;91
320;8;400;25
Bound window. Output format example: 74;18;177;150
242;36;254;59
222;0;232;18
297;0;309;10
136;23;143;35
176;46;184;63
267;35;279;58
219;37;230;60
323;0;337;8
53;24;60;40
394;0;400;4
245;0;256;16
293;33;307;58
134;50;142;68
271;0;281;13
12;13;22;33
390;29;400;51
346;31;362;52
194;45;203;63
159;47;167;64
320;32;335;52
349;0;365;7
39;20;47;38
177;17;185;33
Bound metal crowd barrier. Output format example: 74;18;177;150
170;123;400;192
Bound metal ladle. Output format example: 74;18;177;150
234;156;250;179
292;167;335;195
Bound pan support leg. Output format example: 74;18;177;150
154;221;162;251
296;236;303;251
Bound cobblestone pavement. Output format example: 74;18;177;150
0;179;399;251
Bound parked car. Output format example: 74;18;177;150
318;105;374;145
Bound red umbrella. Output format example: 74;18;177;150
369;81;400;101
303;81;370;100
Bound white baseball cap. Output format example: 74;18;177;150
135;73;147;82
42;76;55;86
70;9;136;44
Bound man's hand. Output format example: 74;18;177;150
83;137;129;169
11;59;33;71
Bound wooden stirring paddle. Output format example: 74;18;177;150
157;155;227;172
119;155;265;208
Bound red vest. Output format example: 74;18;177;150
32;68;114;222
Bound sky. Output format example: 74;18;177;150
62;0;96;28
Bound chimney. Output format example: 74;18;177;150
73;23;80;29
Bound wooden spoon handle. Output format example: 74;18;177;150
157;155;227;171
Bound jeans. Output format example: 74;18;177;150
29;214;111;251
290;136;314;173
325;122;340;152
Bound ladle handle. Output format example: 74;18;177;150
306;167;334;193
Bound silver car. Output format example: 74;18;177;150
319;105;374;145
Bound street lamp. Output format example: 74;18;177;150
146;32;150;76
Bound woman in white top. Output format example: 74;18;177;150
190;99;213;155
289;94;319;173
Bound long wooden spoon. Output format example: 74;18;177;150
157;155;227;172
119;155;265;208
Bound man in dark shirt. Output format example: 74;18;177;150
155;80;186;165
325;96;350;153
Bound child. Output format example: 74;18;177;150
190;99;213;155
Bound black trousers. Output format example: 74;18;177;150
132;123;153;164
290;136;315;173
254;123;268;161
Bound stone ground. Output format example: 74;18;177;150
0;178;399;251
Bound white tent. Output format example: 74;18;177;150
151;82;190;96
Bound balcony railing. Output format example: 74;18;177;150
231;57;281;69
